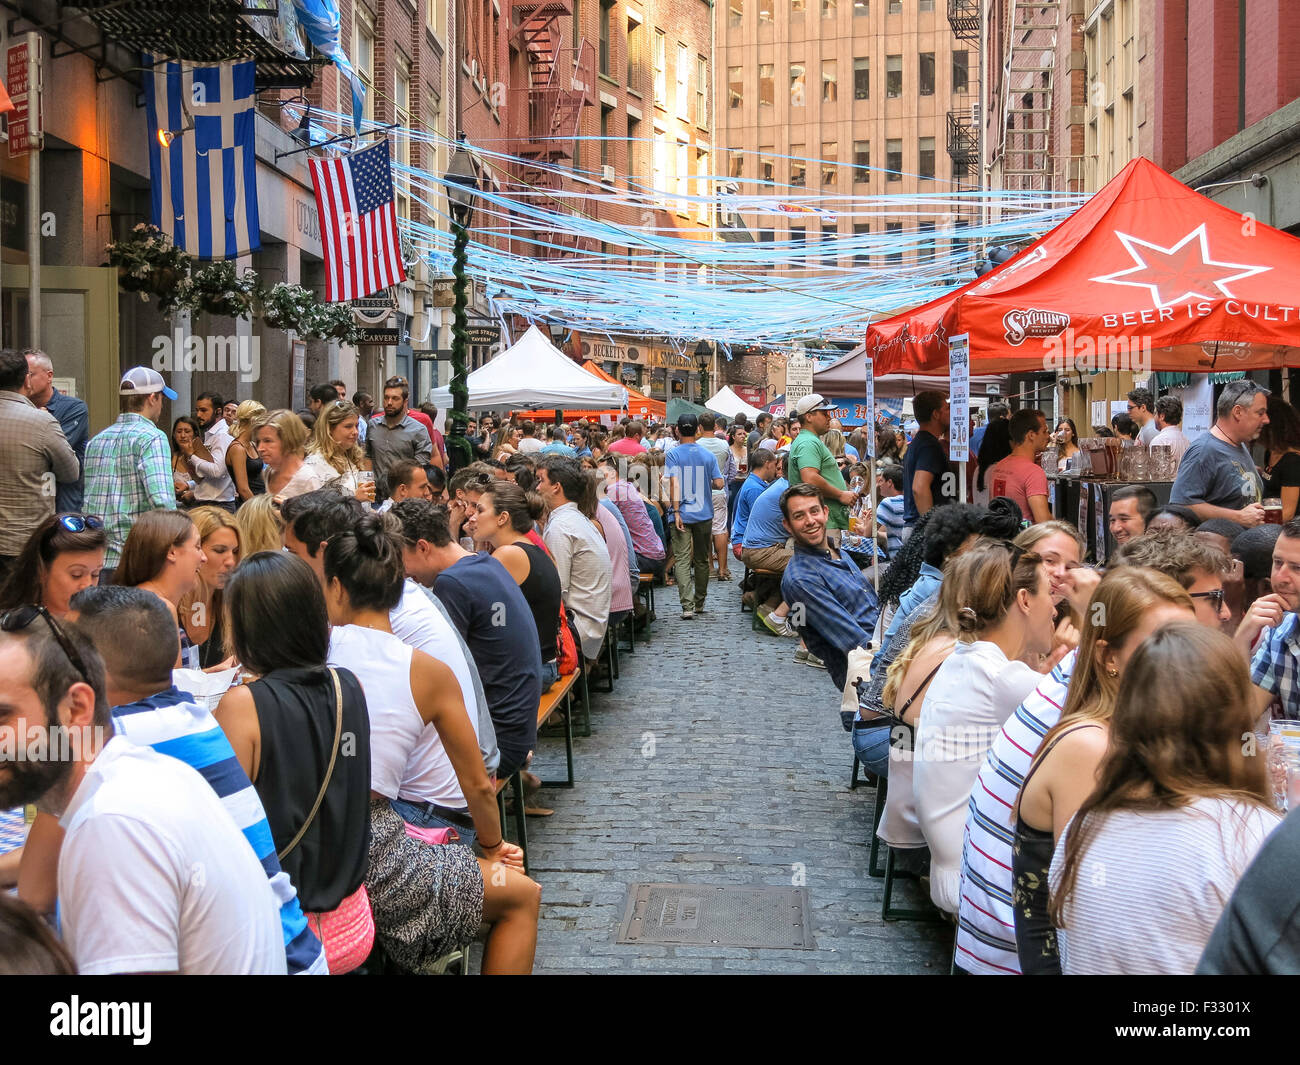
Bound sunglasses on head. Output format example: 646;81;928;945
57;515;104;534
1;605;92;686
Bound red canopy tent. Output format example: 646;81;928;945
525;360;666;423
867;157;1300;376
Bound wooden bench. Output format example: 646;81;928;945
493;672;584;876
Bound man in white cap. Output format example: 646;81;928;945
84;367;178;574
787;394;857;544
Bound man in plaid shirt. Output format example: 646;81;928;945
1251;518;1300;721
84;367;177;570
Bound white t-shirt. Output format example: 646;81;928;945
914;639;1041;913
1051;797;1281;974
389;579;484;807
58;737;285;975
517;437;543;453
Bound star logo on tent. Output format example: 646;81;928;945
1090;224;1271;310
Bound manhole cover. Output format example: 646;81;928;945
616;884;814;949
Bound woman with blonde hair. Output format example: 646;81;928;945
236;493;285;556
1013;519;1087;639
226;399;267;503
180;505;243;669
872;553;978;870
913;538;1058;914
305;399;374;503
254;409;323;502
1048;623;1279;974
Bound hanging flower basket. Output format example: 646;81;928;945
105;223;191;301
181;261;260;319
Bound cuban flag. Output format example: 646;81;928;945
143;56;261;260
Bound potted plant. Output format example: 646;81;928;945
104;223;191;299
182;261;260;319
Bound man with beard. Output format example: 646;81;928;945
0;607;284;972
184;391;236;512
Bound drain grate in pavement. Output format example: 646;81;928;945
616;883;814;949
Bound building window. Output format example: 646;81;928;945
821;223;837;264
886;221;902;265
918;136;935;178
628;18;643;91
759;63;774;105
888;0;900;12
853;0;867;13
822;0;836;17
354;11;375;123
729;153;744;179
760;148;774;185
426;0;439;34
676;43;689;116
821;141;838;187
729;65;744;108
653;129;667;204
676;140;689;214
697;55;708;127
628;114;641;175
601;105;613;166
394;60;410;219
853;140;870;182
886;138;902;180
760;0;773;21
790;63;806;106
729;0;742;26
792;0;806;12
919;52;934;95
918;221;935;261
952;50;969;94
790;225;806;263
853;57;869;99
853;222;869;266
696;148;709;223
920;0;934;9
822;60;837;102
654;30;666;108
886;55;902;97
759;227;774;244
789;145;805;187
600;0;614;76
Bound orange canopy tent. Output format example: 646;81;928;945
866;157;1300;376
524;360;666;423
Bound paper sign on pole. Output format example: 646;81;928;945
785;354;814;408
864;356;876;459
1171;374;1213;443
948;334;970;462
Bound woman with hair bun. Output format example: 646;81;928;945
912;538;1059;917
322;513;541;973
474;481;563;688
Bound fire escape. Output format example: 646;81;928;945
946;0;980;181
997;0;1062;193
509;0;596;259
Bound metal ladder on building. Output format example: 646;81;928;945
998;0;1062;192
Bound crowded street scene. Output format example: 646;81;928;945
0;0;1299;1035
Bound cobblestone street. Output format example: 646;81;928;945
525;579;954;974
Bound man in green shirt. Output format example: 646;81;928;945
787;394;858;536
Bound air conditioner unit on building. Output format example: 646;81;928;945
971;102;981;124
601;165;616;186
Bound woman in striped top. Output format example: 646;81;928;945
1049;624;1280;974
1004;568;1193;975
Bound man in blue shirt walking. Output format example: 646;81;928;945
25;349;89;512
664;414;723;619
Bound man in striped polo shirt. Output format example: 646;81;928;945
69;586;326;975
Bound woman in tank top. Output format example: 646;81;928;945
214;550;371;917
474;481;563;688
1048;624;1281;975
1011;568;1193;975
320;513;541;974
226;400;267;503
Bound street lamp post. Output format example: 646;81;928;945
695;339;712;403
444;136;480;472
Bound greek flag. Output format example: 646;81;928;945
143;56;261;260
292;0;365;132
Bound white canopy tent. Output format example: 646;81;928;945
428;325;627;411
705;385;765;420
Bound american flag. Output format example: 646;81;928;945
143;56;261;259
309;142;407;303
